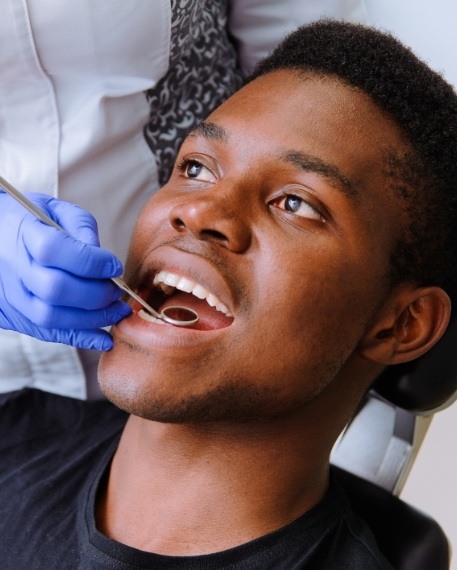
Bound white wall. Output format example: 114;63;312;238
362;0;457;87
402;405;457;569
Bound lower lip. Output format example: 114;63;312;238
114;310;228;351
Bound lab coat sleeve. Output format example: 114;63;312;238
228;0;367;75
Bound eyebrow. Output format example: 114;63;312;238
187;121;228;142
187;121;357;197
280;151;358;197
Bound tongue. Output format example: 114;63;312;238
159;291;233;331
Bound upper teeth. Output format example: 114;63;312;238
153;271;232;317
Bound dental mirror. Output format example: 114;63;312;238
0;176;199;328
111;276;198;327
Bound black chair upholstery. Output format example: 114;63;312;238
331;318;457;568
334;466;450;570
374;318;457;413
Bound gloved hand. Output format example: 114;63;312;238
0;191;132;350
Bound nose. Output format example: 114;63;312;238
169;193;251;253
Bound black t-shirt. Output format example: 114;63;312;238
0;389;392;569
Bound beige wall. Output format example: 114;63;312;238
402;404;457;569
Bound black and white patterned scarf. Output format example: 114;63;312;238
144;0;243;186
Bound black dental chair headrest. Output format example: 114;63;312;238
373;318;457;413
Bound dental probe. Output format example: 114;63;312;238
0;176;199;327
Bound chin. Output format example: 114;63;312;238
98;350;289;425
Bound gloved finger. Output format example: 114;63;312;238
17;321;115;351
12;193;103;246
21;216;123;279
9;283;131;329
37;327;115;351
64;328;115;351
47;199;102;246
5;312;116;350
20;257;123;309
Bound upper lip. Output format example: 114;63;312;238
131;245;238;316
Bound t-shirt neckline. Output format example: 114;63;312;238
80;439;346;569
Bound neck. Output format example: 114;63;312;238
96;411;334;556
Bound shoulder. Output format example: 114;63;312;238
0;390;125;566
273;478;393;569
322;481;394;569
237;477;393;569
0;388;127;448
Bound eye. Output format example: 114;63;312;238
273;194;323;221
177;158;216;183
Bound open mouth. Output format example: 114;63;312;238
136;270;234;331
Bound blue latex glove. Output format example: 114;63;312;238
0;191;132;350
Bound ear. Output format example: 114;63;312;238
358;284;451;365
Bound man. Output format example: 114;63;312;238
1;21;456;569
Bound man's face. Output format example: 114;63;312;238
99;70;409;423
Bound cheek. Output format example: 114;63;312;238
244;250;379;383
123;203;171;279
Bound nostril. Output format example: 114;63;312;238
201;229;227;242
171;216;186;230
169;203;249;251
171;216;227;242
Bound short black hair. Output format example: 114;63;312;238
251;20;457;304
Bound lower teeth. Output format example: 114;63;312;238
138;309;166;325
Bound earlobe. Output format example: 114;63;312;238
358;285;451;366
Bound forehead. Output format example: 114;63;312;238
194;70;409;189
